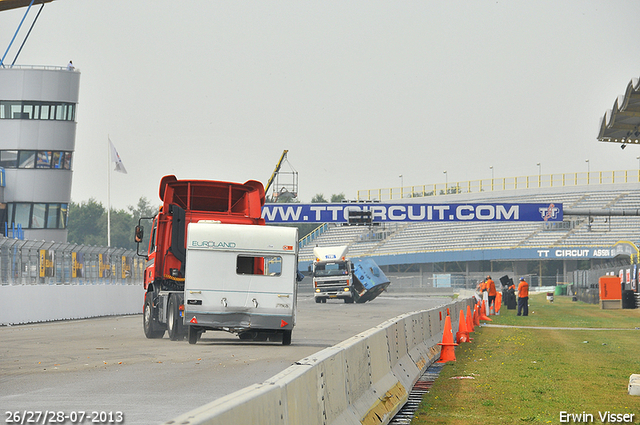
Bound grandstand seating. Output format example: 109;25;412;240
298;185;640;262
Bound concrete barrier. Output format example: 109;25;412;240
164;297;476;425
0;283;144;325
163;383;285;425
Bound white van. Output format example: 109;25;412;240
183;222;299;345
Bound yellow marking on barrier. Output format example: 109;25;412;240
360;381;408;425
427;346;440;362
415;356;427;371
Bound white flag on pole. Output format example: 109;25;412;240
108;138;127;174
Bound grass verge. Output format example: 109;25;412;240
412;293;640;424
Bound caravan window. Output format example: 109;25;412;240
237;255;282;276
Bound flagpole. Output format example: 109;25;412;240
107;137;111;247
106;137;127;248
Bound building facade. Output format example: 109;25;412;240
0;66;80;242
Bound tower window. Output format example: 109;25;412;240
18;151;36;168
5;202;69;229
0;101;76;121
0;150;72;169
0;151;18;168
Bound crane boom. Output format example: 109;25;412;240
265;150;288;195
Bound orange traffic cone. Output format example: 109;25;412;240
489;301;495;316
495;292;502;315
479;300;492;322
466;305;475;333
455;309;469;343
437;314;458;363
473;304;480;326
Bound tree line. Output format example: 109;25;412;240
67;197;158;250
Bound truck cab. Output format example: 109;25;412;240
312;245;391;304
312;245;355;303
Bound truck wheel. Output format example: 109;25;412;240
282;330;292;346
345;297;354;304
187;326;200;345
315;298;321;304
167;296;184;341
239;331;256;340
143;295;165;339
321;298;327;303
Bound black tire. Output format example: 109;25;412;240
321;298;327;303
282;330;292;346
167;296;184;341
253;332;268;342
143;295;165;339
345;296;354;304
187;325;200;345
238;332;255;340
315;297;321;304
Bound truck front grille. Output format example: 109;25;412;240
315;279;349;288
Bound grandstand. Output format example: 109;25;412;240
298;180;640;290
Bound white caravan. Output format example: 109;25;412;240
183;222;299;345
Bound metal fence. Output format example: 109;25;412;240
357;169;640;201
383;272;565;292
0;238;144;285
570;259;639;305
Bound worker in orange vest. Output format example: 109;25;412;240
476;279;486;293
486;275;497;308
517;277;529;316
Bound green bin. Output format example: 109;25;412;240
554;284;566;296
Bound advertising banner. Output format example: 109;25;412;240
72;252;84;278
99;254;111;278
121;256;131;279
39;250;54;278
261;202;562;223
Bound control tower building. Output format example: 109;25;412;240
1;1;79;242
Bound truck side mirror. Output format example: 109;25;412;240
134;225;144;243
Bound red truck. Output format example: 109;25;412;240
136;175;300;343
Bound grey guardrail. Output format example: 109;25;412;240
163;298;475;425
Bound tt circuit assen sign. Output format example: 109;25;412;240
261;203;562;223
536;242;638;259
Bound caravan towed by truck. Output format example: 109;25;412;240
184;222;298;345
136;175;299;345
312;245;390;304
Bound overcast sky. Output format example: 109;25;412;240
2;1;640;209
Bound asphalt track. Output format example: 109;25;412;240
0;293;449;425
